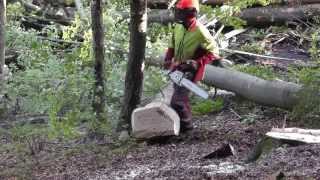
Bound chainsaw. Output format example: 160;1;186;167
167;70;209;99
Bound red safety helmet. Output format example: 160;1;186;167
175;0;199;12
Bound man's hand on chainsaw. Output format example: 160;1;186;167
176;60;198;80
178;60;198;72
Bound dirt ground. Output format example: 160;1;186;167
1;97;320;180
88;102;320;180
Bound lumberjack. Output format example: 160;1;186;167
164;0;220;131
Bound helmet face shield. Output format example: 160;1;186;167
173;8;197;24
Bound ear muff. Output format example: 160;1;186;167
174;8;197;20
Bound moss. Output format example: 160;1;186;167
192;97;224;116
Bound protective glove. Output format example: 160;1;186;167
176;60;198;80
177;60;198;72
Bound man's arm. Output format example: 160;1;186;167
164;48;174;69
193;25;221;81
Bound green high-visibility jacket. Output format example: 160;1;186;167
168;22;219;63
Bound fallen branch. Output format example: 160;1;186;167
224;29;247;40
221;48;317;68
221;48;303;62
18;0;42;13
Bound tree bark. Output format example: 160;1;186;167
119;0;148;132
147;0;320;9
91;0;106;123
148;4;320;26
203;65;301;110
240;4;320;26
0;0;5;74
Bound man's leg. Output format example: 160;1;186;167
170;83;193;132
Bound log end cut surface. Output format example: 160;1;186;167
131;101;180;139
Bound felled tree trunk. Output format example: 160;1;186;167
203;65;301;110
241;4;320;26
148;9;172;25
148;4;320;26
146;56;302;110
147;0;320;9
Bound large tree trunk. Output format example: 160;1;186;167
0;0;5;74
148;4;320;26
147;0;320;9
203;65;301;110
91;0;106;124
146;57;302;110
119;0;148;132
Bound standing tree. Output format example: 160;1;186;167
119;0;148;132
0;0;5;74
91;0;106;127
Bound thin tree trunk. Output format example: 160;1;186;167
119;0;147;132
0;0;5;74
91;0;106;123
75;0;85;20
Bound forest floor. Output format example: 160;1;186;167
1;17;319;179
1;95;320;180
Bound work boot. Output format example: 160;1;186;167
180;120;194;132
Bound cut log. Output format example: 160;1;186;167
147;0;320;9
266;128;320;143
131;83;181;139
148;4;320;26
131;101;180;139
246;127;320;163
